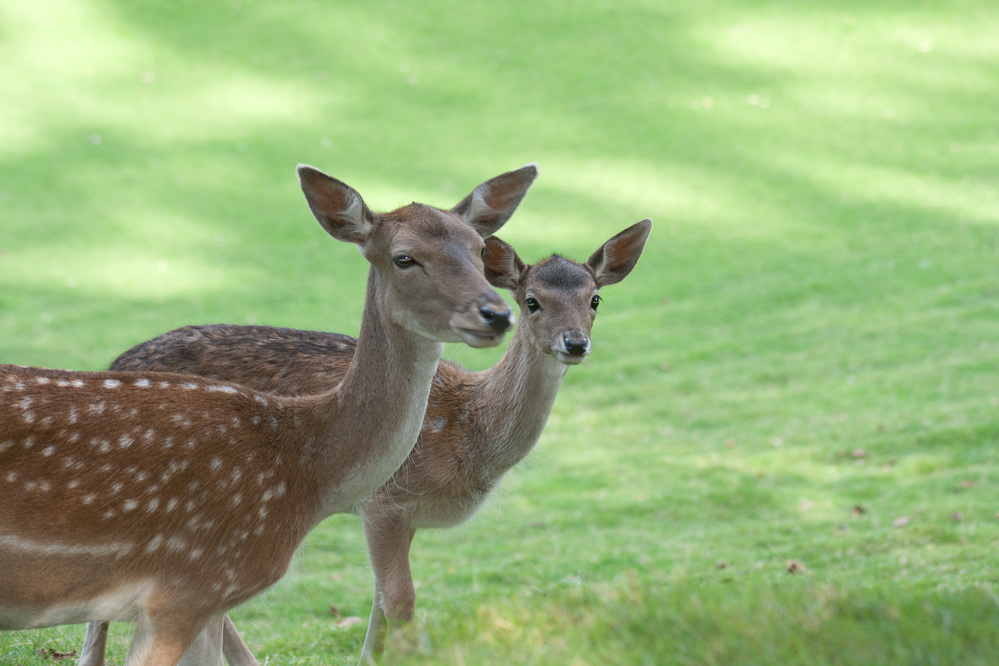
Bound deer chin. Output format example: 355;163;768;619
555;350;588;365
457;328;506;348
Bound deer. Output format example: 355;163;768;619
0;162;540;666
75;218;652;665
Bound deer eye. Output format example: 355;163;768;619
590;295;600;310
394;255;416;268
525;298;541;313
481;247;487;258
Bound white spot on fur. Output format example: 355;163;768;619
5;471;17;482
166;498;178;512
103;379;121;389
182;382;199;390
35;377;51;385
118;434;134;449
210;458;222;472
254;395;268;406
83;494;96;504
166;537;186;551
232;493;242;506
23;436;35;449
0;440;12;453
134;378;151;388
206;385;239;394
146;498;160;512
111;482;123;494
146;535;163;553
41;445;56;457
71;379;84;388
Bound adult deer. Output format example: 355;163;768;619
78;218;652;664
0;163;537;666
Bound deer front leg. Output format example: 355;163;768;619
221;614;260;666
123;615;200;666
177;617;224;666
358;514;417;664
80;621;109;666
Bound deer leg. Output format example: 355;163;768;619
221;614;260;666
79;621;110;666
176;616;226;666
123;615;200;666
357;517;417;664
358;583;387;666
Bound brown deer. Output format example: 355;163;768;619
77;219;652;665
0;162;539;666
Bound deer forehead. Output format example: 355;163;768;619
522;256;597;300
380;204;484;249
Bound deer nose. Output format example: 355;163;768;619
563;333;590;356
480;306;512;333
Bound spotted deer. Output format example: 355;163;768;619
0;162;540;666
78;219;652;665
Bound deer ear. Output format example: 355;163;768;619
297;164;378;245
587;219;652;288
451;163;539;238
482;236;526;290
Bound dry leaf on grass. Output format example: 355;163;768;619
328;603;341;618
787;560;806;574
334;616;363;630
851;504;866;518
892;516;910;527
715;559;730;569
951;511;963;522
39;649;77;661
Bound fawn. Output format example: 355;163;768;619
0;163;539;666
78;219;651;664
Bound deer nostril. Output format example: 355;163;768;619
480;306;511;333
564;335;589;356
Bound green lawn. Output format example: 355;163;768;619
2;0;999;664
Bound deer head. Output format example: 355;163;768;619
483;218;652;364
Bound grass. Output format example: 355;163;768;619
2;0;999;664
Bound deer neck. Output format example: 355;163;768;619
303;267;444;517
473;327;568;474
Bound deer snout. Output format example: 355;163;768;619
479;305;512;334
554;331;591;364
552;330;590;365
564;333;589;355
453;293;513;348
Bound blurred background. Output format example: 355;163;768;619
2;1;998;664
